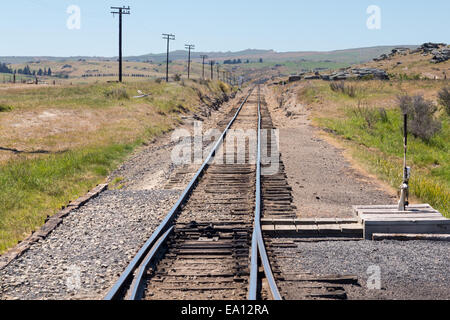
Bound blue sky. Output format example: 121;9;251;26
1;0;449;56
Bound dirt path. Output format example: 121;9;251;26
264;85;396;218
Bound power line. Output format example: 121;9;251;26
185;44;195;80
111;6;131;83
162;33;175;82
200;55;208;80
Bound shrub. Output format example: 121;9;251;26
330;81;356;98
218;82;228;94
173;74;181;82
0;104;13;112
155;78;162;84
104;87;129;100
438;87;450;115
353;101;381;129
378;107;389;123
398;95;441;141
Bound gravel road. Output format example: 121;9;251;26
264;86;397;218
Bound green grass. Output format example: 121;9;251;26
238;60;350;75
0;72;34;83
0;103;13;112
0;79;233;254
317;107;449;217
0;143;136;253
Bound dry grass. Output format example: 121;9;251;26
1;60;212;85
290;79;449;217
362;51;450;80
0;80;229;163
0;79;232;253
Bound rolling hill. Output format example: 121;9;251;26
0;46;417;65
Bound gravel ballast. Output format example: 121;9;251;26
0;190;180;300
276;240;450;300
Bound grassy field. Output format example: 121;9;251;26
361;50;450;80
291;79;449;217
0;44;409;85
0;60;215;85
0;79;233;253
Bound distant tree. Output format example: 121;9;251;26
259;58;263;63
23;65;32;75
223;59;242;65
37;69;43;76
0;63;13;73
47;67;52;76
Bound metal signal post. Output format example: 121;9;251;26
398;114;411;211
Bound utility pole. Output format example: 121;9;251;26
216;64;220;81
185;44;195;79
210;60;215;80
111;6;131;83
200;55;208;80
162;33;175;82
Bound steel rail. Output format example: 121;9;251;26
248;85;282;300
104;88;254;300
127;227;174;300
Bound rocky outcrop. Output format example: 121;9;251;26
321;68;389;81
288;75;302;83
431;47;450;63
373;42;449;64
419;42;446;53
374;47;411;61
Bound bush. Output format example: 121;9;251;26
155;78;162;84
0;104;13;112
173;74;181;82
438;87;450;115
398;95;441;141
378;107;389;123
353;101;387;129
104;87;129;100
330;81;356;98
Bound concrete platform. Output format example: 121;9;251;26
353;204;450;240
261;218;363;238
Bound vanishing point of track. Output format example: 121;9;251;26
104;86;281;300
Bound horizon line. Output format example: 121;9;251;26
0;44;427;59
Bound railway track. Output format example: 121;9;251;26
105;86;281;300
